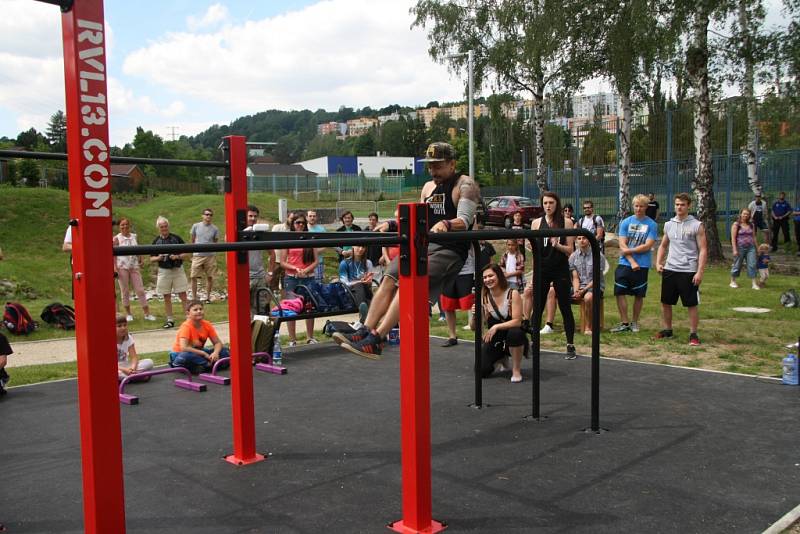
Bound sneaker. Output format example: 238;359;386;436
358;302;369;323
341;332;384;360
540;324;554;334
144;314;157;321
125;314;135;323
0;368;9;387
162;320;174;329
752;282;760;290
610;323;632;333
462;324;472;331
438;314;446;322
441;337;458;347
655;329;673;339
689;333;701;346
565;344;577;360
729;281;739;288
332;326;370;346
306;338;319;345
630;322;640;333
288;340;297;348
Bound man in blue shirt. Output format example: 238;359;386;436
610;194;658;333
771;191;792;251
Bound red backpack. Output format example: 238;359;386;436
3;302;38;335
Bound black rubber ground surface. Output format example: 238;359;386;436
1;341;798;533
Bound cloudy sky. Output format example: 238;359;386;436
0;0;790;146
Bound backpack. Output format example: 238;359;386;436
319;282;356;311
295;281;334;312
578;215;605;251
3;302;38;335
780;289;800;308
40;302;76;330
251;318;276;363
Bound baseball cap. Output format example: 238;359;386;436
419;142;456;162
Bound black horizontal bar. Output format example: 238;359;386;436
114;233;406;256
0;150;228;169
428;228;597;243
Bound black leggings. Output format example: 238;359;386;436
479;319;527;378
537;269;575;344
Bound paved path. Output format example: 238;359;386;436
7;313;360;368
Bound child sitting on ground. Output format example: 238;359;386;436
169;301;230;373
0;331;13;396
757;243;771;288
116;314;154;380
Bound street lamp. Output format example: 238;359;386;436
446;50;474;180
520;148;527;197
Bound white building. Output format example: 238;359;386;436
572;92;622;119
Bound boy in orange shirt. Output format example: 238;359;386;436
169;301;230;373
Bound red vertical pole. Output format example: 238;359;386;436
61;1;126;532
223;135;265;466
390;204;446;533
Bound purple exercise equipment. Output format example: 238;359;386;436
118;366;207;405
198;357;232;385
253;352;287;375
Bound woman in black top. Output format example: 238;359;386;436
523;191;577;359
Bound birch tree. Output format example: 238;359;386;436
686;0;726;260
725;0;769;195
599;0;676;219
411;0;599;194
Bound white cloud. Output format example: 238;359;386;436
187;4;230;32
122;0;467;114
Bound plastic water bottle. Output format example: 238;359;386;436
782;353;797;385
273;333;282;366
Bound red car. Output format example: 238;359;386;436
481;196;543;228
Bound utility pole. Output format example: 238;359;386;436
166;126;179;141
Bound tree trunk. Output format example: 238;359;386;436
688;10;725;261
617;91;633;220
739;0;762;196
532;84;548;194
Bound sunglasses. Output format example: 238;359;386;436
294;220;307;225
203;212;213;216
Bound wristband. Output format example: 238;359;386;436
442;219;452;231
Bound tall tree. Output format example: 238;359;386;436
685;0;726;260
723;0;769;195
412;0;599;194
599;0;676;219
46;110;67;153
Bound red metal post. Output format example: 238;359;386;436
223;135;265;466
61;1;126;532
390;203;446;533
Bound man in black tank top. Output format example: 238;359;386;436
335;142;482;359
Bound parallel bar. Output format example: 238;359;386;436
530;238;543;420
471;241;483;408
590;235;602;432
114;234;404;256
61;2;126;532
223;136;264;467
0;149;227;168
391;203;446;533
430;228;595;243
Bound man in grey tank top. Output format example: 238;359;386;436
655;193;707;346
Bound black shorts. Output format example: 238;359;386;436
440;273;475;311
613;265;649;297
661;270;700;307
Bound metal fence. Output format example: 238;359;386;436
482;148;800;237
247;174;405;201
